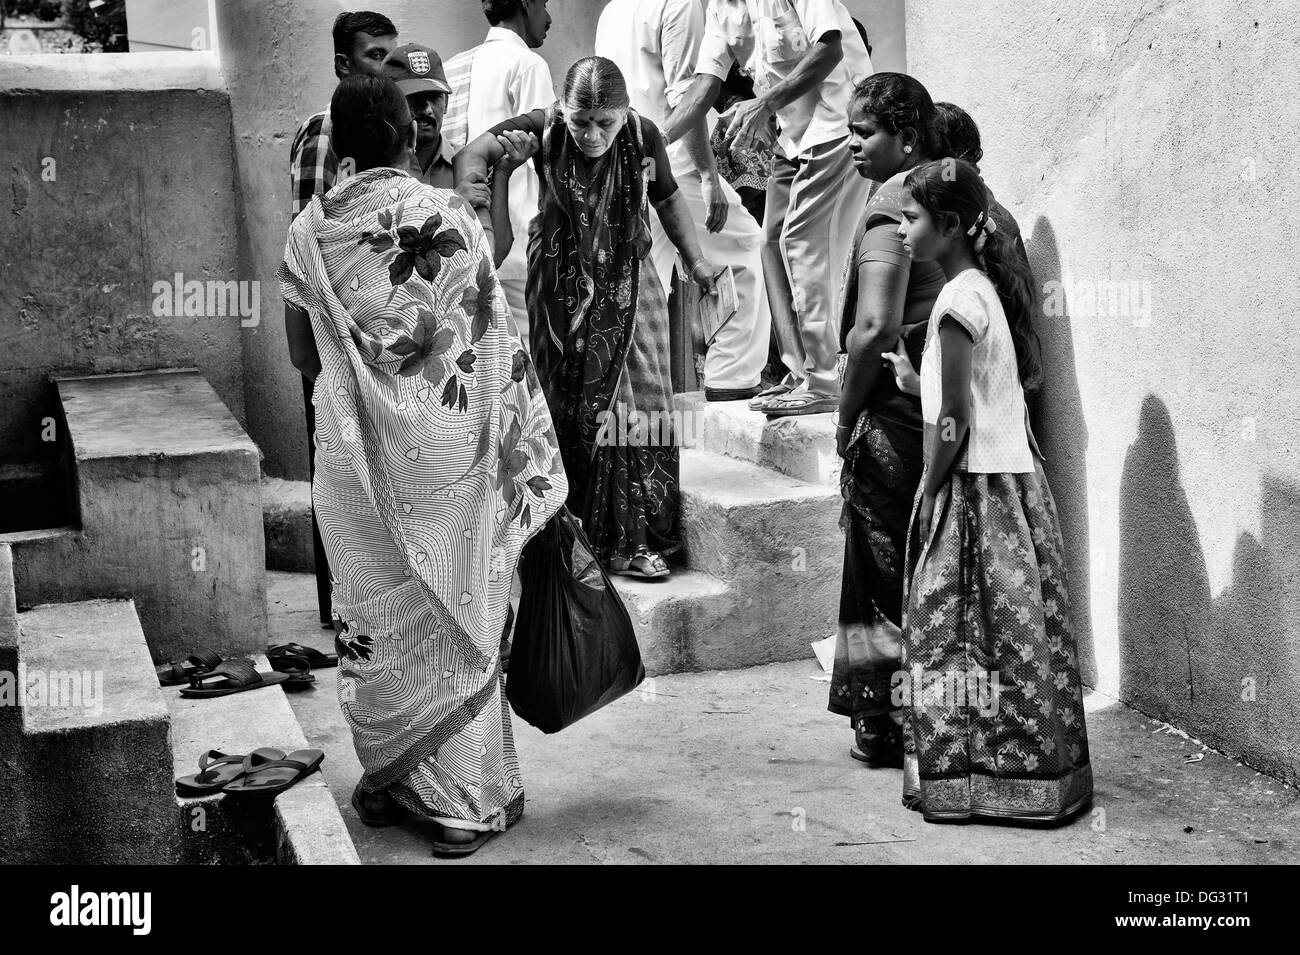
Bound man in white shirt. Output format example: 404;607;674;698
442;0;556;349
595;0;769;402
672;0;873;416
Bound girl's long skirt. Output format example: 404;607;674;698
901;455;1093;822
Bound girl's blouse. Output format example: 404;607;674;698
920;268;1035;474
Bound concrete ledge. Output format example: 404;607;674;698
15;370;268;661
0;50;224;92
11;598;176;864
167;653;360;866
677;392;840;486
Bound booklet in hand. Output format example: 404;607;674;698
698;265;739;347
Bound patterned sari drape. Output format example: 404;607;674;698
279;169;568;830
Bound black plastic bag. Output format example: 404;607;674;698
506;507;645;733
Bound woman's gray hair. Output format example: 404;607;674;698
563;56;630;112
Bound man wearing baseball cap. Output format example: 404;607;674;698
382;43;458;188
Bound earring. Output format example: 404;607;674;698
903;145;913;154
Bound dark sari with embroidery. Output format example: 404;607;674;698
519;106;682;563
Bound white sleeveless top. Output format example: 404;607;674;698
919;268;1035;474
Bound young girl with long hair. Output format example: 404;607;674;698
894;158;1092;822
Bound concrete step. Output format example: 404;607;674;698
673;449;841;667
676;391;840;487
166;652;361;865
7;595;176;864
679;447;842;580
12;368;266;662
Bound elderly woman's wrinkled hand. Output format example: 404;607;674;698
495;129;539;175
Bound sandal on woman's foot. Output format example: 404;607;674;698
609;550;669;580
851;715;904;768
431;825;494;858
762;390;837;417
156;647;223;687
221;749;324;798
351;782;410;827
175;747;284;796
179;659;292;698
269;642;338;669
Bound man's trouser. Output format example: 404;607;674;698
302;376;332;626
650;169;769;391
763;135;872;397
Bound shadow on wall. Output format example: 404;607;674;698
1024;216;1096;687
1118;395;1300;785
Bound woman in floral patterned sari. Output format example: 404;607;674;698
457;56;716;580
280;75;567;857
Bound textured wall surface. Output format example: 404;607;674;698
906;1;1300;783
0;52;244;467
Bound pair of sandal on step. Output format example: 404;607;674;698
351;783;498;858
175;747;325;798
748;379;837;417
158;644;338;697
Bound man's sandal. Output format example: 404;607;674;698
748;381;797;411
762;391;837;417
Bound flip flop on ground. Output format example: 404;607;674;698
267;652;317;686
156;647;223;687
175;747;285;796
179;658;291;698
268;642;338;669
221;749;325;798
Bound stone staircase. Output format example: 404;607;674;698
1;369;357;865
614;394;842;673
260;390;845;676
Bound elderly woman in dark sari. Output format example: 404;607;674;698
830;73;947;765
456;56;715;580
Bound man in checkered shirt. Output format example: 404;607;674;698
290;11;399;221
287;11;398;626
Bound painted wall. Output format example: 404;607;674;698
0;52;245;469
906;1;1300;784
